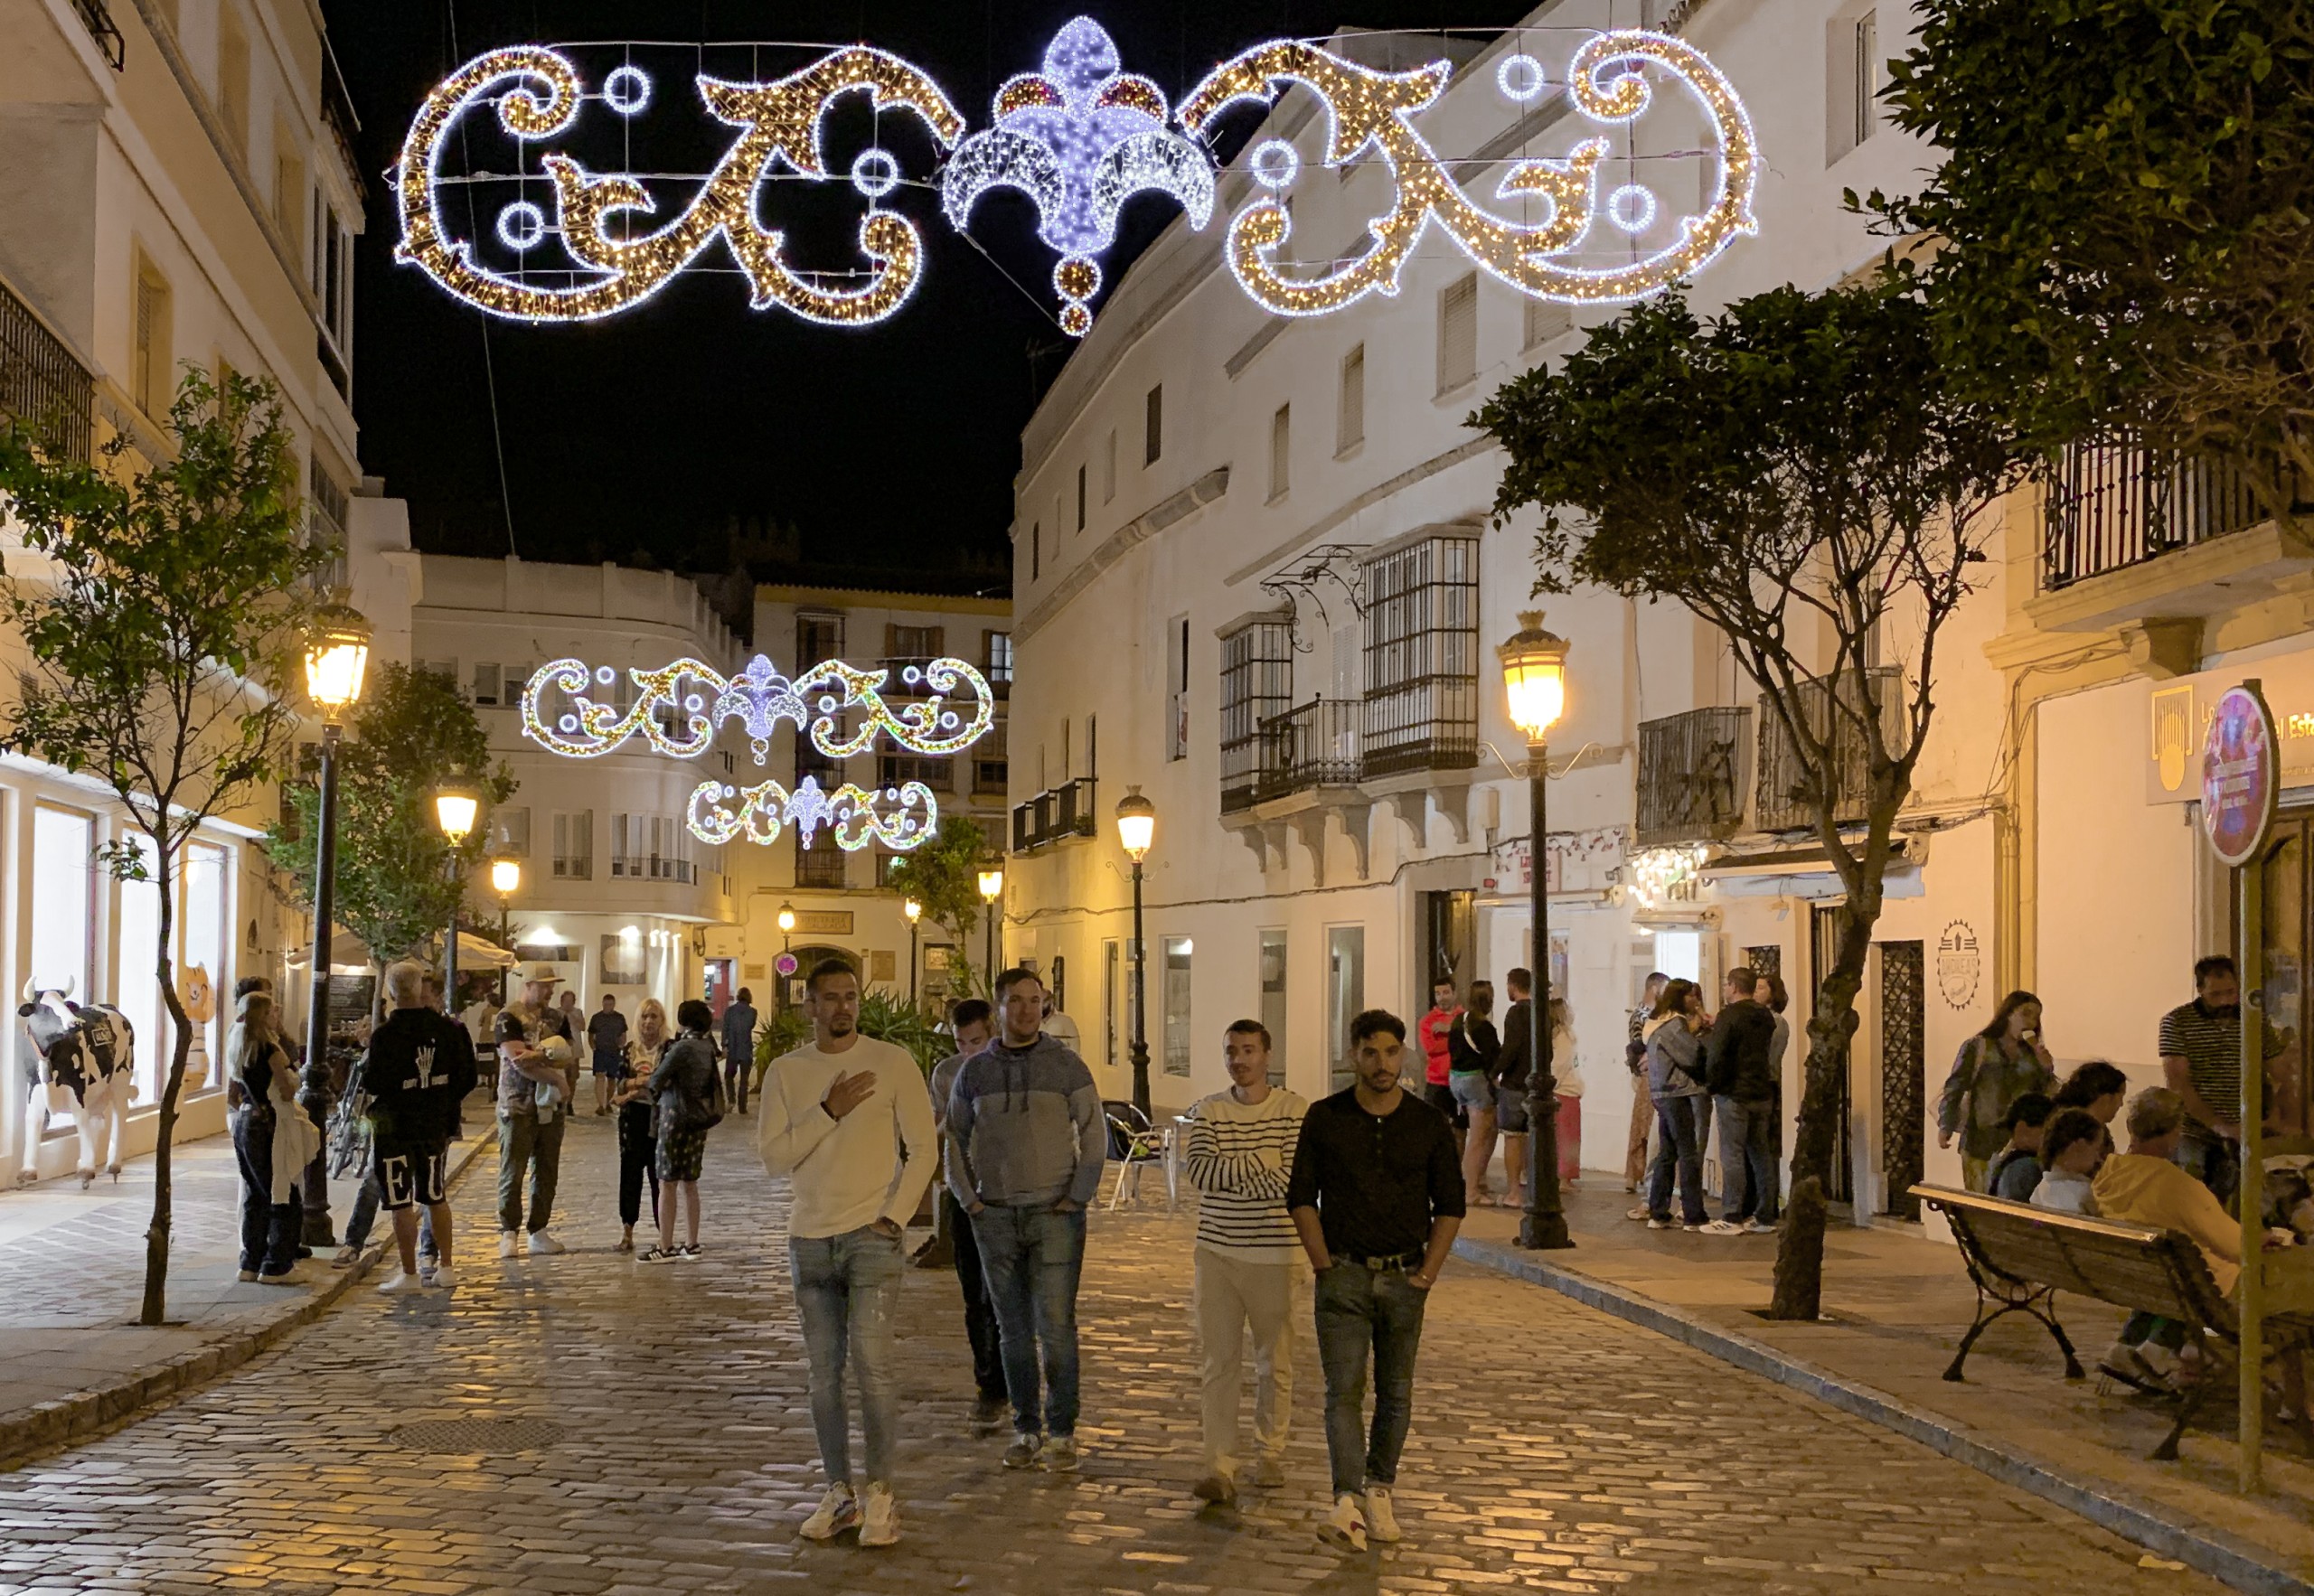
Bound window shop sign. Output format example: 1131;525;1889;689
2149;655;2314;804
2203;682;2278;868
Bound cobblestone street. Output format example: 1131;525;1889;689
0;1116;2230;1595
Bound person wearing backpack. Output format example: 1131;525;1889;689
640;999;723;1264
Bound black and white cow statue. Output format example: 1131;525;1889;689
16;979;136;1189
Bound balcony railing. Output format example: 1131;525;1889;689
0;276;93;464
1636;706;1753;846
1011;775;1097;852
1256;699;1361;802
2044;434;2270;590
1755;667;1906;834
71;0;125;70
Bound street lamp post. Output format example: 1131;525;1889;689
1115;787;1155;1121
433;781;481;1019
903;898;922;1005
1500;612;1574;1252
297;602;371;1246
490;854;522;1005
977;868;1004;993
777;901;796;953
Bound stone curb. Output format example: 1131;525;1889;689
1454;1235;2313;1596
0;1124;498;1472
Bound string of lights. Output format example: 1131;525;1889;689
686;775;939;851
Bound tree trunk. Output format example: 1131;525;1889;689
1766;868;1885;1321
138;850;183;1328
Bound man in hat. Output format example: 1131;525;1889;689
494;1009;574;1258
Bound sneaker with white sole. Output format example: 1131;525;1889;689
1043;1434;1080;1472
376;1271;426;1296
1002;1433;1042;1469
497;1231;519;1260
236;1269;259;1282
1645;1216;1672;1230
857;1483;899;1547
332;1245;360;1268
1363;1486;1403;1544
1699;1219;1745;1235
1744;1219;1777;1235
799;1485;859;1541
677;1243;702;1260
636;1246;681;1265
428;1266;457;1291
526;1229;566;1255
1318;1492;1368;1552
1625;1205;1652;1222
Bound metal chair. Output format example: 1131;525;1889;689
1105;1112;1171;1210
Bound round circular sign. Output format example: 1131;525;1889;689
2202;684;2279;868
774;952;800;978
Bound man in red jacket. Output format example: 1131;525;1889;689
1416;978;1463;1138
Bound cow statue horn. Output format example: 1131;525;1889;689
58;975;74;1000
18;977;33;1004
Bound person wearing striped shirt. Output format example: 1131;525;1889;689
1185;1019;1309;1508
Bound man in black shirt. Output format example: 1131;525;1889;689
364;960;478;1294
1701;966;1780;1235
1286;1009;1464;1554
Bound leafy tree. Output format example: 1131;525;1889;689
263;662;514;983
1870;0;2314;528
0;368;332;1327
1477;283;2028;1318
883;815;995;997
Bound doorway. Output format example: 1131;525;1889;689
1810;905;1853;1205
2254;814;2312;1133
704;958;735;1021
1879;941;1925;1219
1420;889;1473;995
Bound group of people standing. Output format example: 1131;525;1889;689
1628;966;1790;1235
1415;968;1579;1210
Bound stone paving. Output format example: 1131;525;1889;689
0;1113;2233;1595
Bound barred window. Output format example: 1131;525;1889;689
1218;615;1293;812
1362;530;1481;778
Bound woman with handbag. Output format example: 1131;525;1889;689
1936;991;2056;1192
639;999;723;1264
613;998;670;1253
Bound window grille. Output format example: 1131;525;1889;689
1361;531;1480;778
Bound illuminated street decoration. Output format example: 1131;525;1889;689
688;775;937;851
393;45;965;324
521;654;995;765
1178;29;1758;313
940;16;1215;336
399;27;1756;328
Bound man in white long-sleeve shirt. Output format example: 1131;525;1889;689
757;958;936;1550
1185;1019;1310;1507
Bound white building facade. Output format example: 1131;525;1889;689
1001;0;2055;1222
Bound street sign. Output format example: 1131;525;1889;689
2202;681;2278;868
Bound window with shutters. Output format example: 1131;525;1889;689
974;720;1009;793
469;662;501;706
1076;464;1087;530
1828;5;1884;163
1436;273;1478;394
880;753;949;792
217;5;250;154
273;134;305;256
1268;404;1292;502
1030;521;1040;580
1165;615;1190;762
1337;344;1365;454
796;612;843;664
795;835;847;888
1103;429;1117;502
984;630;1013;688
1218;615;1293;812
886;624;944;671
552;811;593;879
1524;296;1572;352
494;806;531;856
1144;383;1163;464
1362;529;1481;777
131;254;172;418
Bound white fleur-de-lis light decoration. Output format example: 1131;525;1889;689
941;16;1215;335
521;655;994;852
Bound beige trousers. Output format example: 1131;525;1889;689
1195;1246;1298;1479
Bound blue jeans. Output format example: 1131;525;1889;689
1648;1095;1708;1225
1713;1095;1779;1223
790;1224;908;1487
970;1205;1087;1437
1313;1260;1429;1496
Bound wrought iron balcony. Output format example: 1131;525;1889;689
1255;698;1361;803
2044;434;2271;590
1011;775;1097;852
0;276;93;464
1754;667;1906;834
1636;706;1753;846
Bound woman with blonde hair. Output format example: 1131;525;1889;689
227;991;315;1282
613;998;670;1252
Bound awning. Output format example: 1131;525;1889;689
454;930;517;969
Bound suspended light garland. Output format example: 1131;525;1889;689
520;653;996;767
689;775;938;852
398;25;1758;330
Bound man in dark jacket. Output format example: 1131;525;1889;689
365;959;479;1293
1701;967;1779;1234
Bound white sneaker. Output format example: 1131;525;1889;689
1363;1486;1403;1544
1625;1205;1651;1222
1699;1219;1745;1236
428;1265;457;1291
526;1230;566;1255
1043;1434;1080;1472
1744;1219;1776;1235
1318;1492;1368;1552
497;1231;519;1259
376;1271;426;1296
799;1485;859;1541
857;1483;899;1547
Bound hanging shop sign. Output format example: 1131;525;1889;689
396;19;1759;337
519;654;996;853
2203;681;2279;868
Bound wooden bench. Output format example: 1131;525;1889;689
1913;1183;2311;1460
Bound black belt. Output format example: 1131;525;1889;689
1349;1251;1423;1272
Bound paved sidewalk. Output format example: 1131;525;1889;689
0;1112;2231;1594
0;1103;492;1462
1454;1178;2314;1591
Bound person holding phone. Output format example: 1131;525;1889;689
1936;990;2056;1193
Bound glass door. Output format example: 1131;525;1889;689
2256;815;2309;1133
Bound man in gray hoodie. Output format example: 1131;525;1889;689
947;967;1106;1473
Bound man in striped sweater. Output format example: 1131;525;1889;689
1185;1019;1309;1507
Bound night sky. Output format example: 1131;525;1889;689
321;3;1537;588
